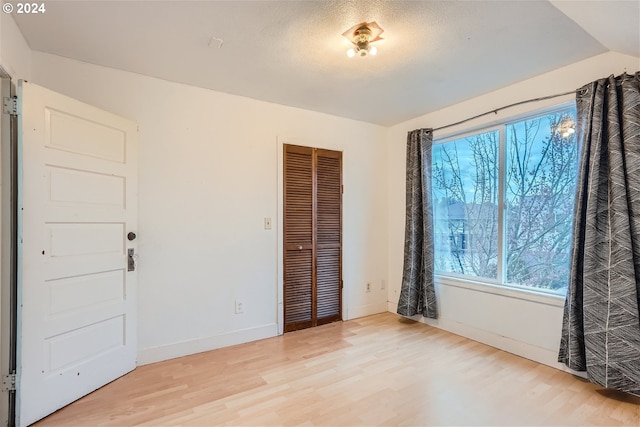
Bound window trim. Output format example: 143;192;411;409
434;101;576;144
432;101;577;299
436;275;566;308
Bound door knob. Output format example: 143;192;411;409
298;245;302;250
127;232;137;241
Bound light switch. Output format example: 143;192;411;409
264;217;272;230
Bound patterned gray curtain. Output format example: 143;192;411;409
559;72;640;396
397;129;437;319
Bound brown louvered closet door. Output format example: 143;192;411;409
284;145;314;331
284;145;342;332
315;149;342;325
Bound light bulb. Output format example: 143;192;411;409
347;48;355;58
369;45;377;56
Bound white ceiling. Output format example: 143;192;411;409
12;1;640;126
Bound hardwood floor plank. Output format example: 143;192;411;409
34;312;639;426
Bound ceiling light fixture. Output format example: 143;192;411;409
343;21;383;58
554;115;576;138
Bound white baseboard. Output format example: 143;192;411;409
348;301;388;320
387;301;397;313
137;323;278;366
386;301;585;378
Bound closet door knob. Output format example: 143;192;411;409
127;232;137;241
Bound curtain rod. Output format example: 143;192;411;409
432;88;583;133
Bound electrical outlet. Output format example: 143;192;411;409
366;282;371;292
235;299;244;314
264;217;272;230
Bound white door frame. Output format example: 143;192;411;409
0;69;15;427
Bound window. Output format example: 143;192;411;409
432;106;578;294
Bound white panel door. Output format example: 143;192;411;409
16;81;138;426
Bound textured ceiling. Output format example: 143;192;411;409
12;1;636;126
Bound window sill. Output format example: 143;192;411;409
435;275;566;308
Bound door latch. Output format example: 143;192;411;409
128;248;136;272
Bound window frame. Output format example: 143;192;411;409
431;101;577;301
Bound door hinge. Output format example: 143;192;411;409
3;97;18;116
3;372;16;392
341;280;344;289
341;185;344;194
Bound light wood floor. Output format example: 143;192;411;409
35;312;639;426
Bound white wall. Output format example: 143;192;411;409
0;13;31;79
31;52;388;365
387;51;640;369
